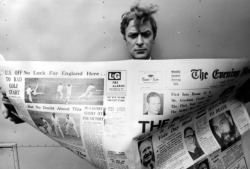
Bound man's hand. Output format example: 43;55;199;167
1;88;24;124
235;78;250;104
2;103;24;124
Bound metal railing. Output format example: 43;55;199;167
0;142;20;169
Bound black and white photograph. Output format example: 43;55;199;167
143;92;164;115
138;136;155;169
184;125;204;161
25;78;104;105
28;110;83;147
209;110;241;151
1;1;250;169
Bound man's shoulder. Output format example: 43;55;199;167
195;147;204;155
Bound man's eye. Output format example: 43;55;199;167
128;34;138;39
220;120;225;125
142;32;152;38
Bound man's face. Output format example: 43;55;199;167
125;20;154;59
139;140;153;166
148;96;161;115
198;163;208;169
212;114;233;145
184;128;196;152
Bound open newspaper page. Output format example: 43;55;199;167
0;59;250;169
133;99;250;169
129;59;250;169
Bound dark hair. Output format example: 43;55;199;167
198;159;209;169
120;4;158;40
138;137;152;151
146;92;161;103
184;127;194;136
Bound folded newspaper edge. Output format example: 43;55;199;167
1;59;250;169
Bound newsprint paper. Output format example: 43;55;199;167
1;59;250;169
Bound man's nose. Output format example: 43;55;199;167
136;35;143;46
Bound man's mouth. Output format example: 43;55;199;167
144;153;152;161
135;49;146;53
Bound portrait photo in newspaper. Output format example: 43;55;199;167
143;92;164;115
209;110;241;151
25;78;104;105
138;136;155;169
184;125;204;161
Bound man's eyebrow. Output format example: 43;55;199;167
128;32;138;34
142;30;152;32
219;119;225;123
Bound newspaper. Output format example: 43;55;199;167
1;59;250;169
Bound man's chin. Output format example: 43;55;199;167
143;158;152;166
131;53;149;60
222;135;232;145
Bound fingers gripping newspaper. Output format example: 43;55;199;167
1;59;250;169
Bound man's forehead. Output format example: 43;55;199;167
149;96;160;101
185;129;193;136
140;140;151;149
126;20;153;33
213;114;227;125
